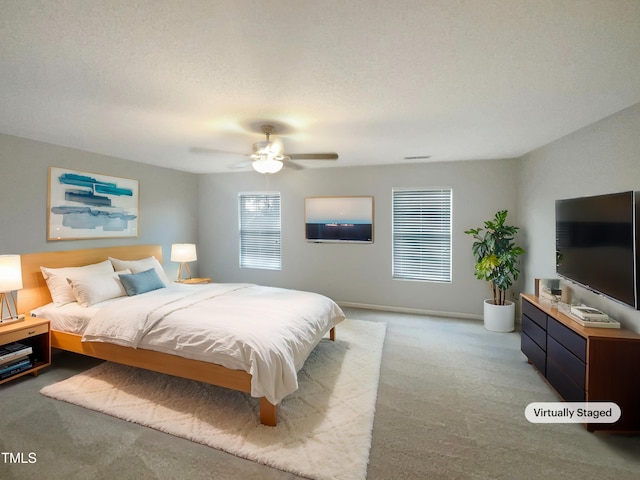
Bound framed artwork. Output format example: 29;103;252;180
305;196;374;243
48;167;139;240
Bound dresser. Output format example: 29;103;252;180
521;294;640;432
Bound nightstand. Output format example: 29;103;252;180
176;277;211;284
0;317;51;385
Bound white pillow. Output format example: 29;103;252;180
67;269;131;307
40;260;114;306
108;256;170;285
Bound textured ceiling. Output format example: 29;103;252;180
1;0;640;173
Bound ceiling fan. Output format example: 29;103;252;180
196;124;339;174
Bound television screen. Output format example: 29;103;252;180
555;191;637;308
305;196;373;243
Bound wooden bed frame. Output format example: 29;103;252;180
18;244;336;426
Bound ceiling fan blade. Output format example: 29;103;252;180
288;153;339;161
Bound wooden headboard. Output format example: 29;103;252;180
18;244;162;315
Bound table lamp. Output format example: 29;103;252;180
171;244;197;281
0;254;24;325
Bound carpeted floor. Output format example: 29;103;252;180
1;307;640;479
39;319;386;480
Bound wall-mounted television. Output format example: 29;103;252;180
555;191;638;309
305;196;373;243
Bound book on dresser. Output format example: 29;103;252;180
570;305;609;320
569;306;621;328
0;342;33;367
569;315;621;329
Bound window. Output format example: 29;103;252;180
238;192;281;270
392;188;452;282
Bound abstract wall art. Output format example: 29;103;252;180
48;167;139;240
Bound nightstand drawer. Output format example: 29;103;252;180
2;323;49;344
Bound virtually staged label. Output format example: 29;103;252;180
525;402;621;423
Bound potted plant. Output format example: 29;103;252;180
465;210;525;332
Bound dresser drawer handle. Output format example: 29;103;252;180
28;330;36;335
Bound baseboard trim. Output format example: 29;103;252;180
337;301;483;321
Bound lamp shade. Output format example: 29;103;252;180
171;244;197;263
0;255;23;292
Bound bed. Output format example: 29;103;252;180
18;245;345;426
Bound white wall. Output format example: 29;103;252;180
0;133;200;280
518;102;640;332
198;159;521;318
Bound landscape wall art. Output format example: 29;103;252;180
305;196;373;243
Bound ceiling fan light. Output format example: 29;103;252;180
252;156;283;174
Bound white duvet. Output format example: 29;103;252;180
81;283;345;405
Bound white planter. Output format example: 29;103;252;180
483;299;515;332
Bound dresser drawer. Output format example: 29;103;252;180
547;357;585;402
522;315;546;351
547;317;586;362
522;332;546;375
522;300;547;330
547;336;586;389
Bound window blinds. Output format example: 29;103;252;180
392;188;452;282
238;193;282;270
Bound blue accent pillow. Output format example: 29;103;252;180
118;268;166;296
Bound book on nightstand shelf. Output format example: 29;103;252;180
0;343;33;367
0;357;33;379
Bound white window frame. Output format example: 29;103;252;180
238;192;282;270
392;188;452;282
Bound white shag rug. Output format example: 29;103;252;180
40;319;386;480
